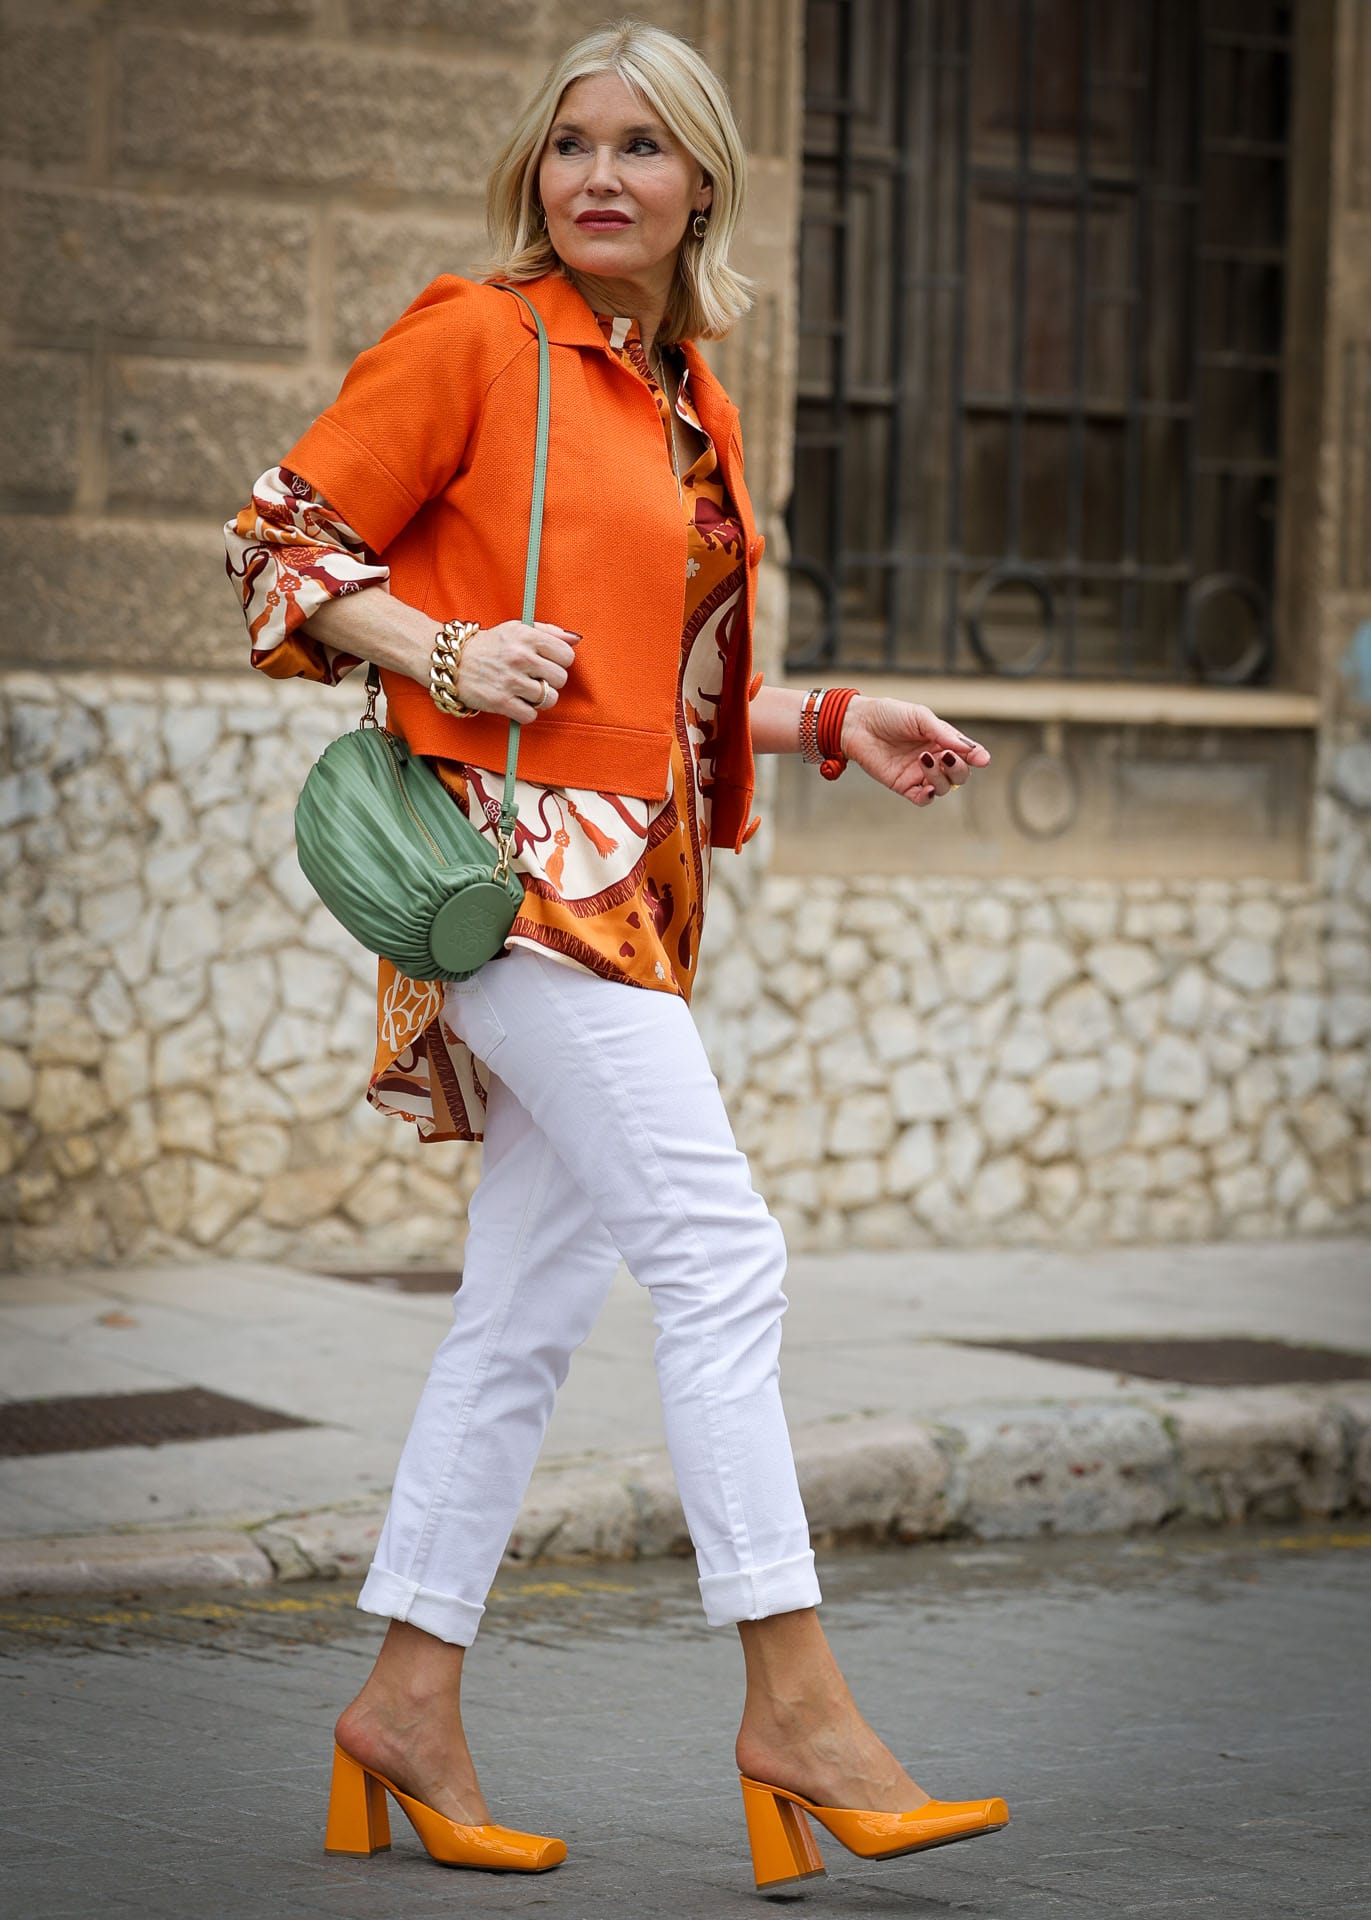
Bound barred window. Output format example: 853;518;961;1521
789;0;1293;683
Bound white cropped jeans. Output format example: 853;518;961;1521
358;945;820;1645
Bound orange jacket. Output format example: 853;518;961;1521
282;270;764;852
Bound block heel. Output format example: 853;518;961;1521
325;1744;391;1856
739;1775;827;1890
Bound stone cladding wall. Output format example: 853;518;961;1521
3;670;1368;1269
696;748;1371;1253
0;671;482;1271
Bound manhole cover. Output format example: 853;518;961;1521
0;1387;317;1458
963;1337;1371;1387
321;1268;462;1294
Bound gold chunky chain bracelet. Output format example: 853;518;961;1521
429;619;482;718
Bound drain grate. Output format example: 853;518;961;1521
321;1268;462;1294
0;1387;317;1458
963;1336;1371;1388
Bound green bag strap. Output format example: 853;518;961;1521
363;284;549;883
492;284;551;878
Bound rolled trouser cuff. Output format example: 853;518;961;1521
697;1550;821;1627
357;1565;485;1647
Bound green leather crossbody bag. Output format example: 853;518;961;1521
293;285;549;982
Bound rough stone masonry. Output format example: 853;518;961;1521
2;671;1368;1270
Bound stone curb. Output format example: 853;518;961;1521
0;1527;275;1600
2;1385;1369;1602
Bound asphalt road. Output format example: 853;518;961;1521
1;1528;1367;1919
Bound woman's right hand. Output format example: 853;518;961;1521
455;621;581;724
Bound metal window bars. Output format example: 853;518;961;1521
787;0;1292;683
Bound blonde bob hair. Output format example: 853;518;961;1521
484;19;751;345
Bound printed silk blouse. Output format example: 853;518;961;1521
227;313;749;1144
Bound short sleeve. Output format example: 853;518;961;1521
281;276;517;555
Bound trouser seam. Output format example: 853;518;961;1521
403;1122;557;1587
530;958;761;1579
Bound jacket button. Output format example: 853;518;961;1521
748;535;766;566
741;815;763;845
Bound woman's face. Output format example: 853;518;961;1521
539;72;711;290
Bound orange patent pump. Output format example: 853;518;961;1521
739;1775;1009;1891
325;1745;567;1873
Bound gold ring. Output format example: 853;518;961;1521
533;678;551;709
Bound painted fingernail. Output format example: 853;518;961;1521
921;753;936;768
942;752;957;768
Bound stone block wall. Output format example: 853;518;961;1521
0;0;700;675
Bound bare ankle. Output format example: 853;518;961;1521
335;1692;489;1825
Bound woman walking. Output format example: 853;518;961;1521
225;18;1005;1891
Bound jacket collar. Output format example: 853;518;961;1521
496;269;611;349
677;340;737;428
498;271;739;425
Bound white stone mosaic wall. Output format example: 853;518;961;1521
695;797;1371;1250
2;671;1369;1269
0;672;480;1271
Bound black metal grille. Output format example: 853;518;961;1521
0;1388;316;1458
789;0;1293;682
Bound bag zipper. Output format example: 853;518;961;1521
377;731;449;868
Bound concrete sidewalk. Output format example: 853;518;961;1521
1;1239;1368;1598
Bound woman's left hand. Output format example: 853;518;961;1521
840;695;991;806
